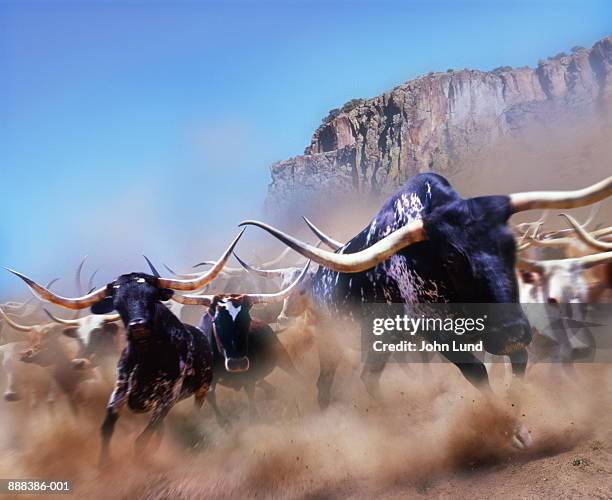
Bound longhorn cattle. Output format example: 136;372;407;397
0;341;55;412
515;217;612;367
5;232;245;466
0;308;95;413
43;310;124;383
241;173;612;449
160;260;310;426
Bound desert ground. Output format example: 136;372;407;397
0;317;610;500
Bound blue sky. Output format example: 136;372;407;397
0;0;610;297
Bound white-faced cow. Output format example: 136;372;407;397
0;308;95;413
162;260;310;426
42;310;124;384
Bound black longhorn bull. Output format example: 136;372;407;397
165;261;311;426
198;295;304;425
6;232;244;465
241;173;612;449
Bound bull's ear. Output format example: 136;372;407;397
91;297;115;315
158;288;174;301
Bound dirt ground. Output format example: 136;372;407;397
0;319;611;500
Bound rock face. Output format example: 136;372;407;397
265;36;612;216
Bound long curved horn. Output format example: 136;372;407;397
170;293;213;306
509;176;612;213
514;211;549;232
164;263;241;279
3;277;62;315
190;261;244;276
560;213;612;251
239;220;426;273
88;269;99;291
574;250;612;269
233;253;289;278
589;227;612;238
260;247;293;268
194;247;296;270
75;255;88;295
246;261;311;304
156;230;245;291
43;309;80;325
73;255;90;320
542;225;612;240
302;217;342;250
5;268;109;311
173;261;311;306
517;251;612;272
44;309;120;325
523;235;577;248
0;307;33;332
143;255;161;277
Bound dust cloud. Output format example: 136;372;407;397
0;116;610;499
0;317;610;499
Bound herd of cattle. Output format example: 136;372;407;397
0;173;611;465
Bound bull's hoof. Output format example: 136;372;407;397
4;391;21;402
511;422;533;450
317;392;331;410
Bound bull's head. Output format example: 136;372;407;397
235;262;314;326
170;260;310;372
5;232;245;342
43;310;122;369
0;307;68;367
211;295;253;371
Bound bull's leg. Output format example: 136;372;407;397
317;359;337;409
135;403;172;452
100;408;120;467
509;347;528;379
441;350;491;391
446;348;532;450
206;385;231;428
506;346;533;448
45;388;56;417
99;381;128;467
257;380;277;399
506;347;529;405
360;349;392;400
194;382;210;411
3;358;21;402
244;382;258;421
315;325;340;410
276;347;306;385
66;392;79;416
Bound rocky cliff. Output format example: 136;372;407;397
265;36;612;216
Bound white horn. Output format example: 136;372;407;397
509;176;612;213
239;219;426;273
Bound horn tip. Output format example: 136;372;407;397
238;220;259;227
5;268;36;285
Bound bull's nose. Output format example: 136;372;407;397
4;391;21;402
71;358;91;370
128;319;147;330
